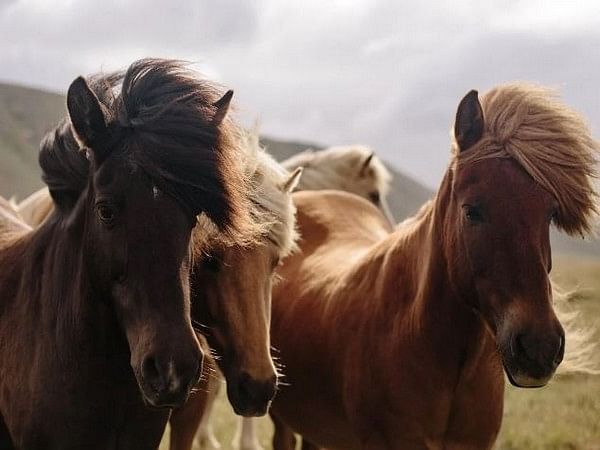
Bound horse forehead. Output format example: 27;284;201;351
456;159;543;201
94;155;135;189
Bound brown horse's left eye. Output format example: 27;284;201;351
97;204;116;224
464;205;484;224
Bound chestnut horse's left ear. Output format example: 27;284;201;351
282;167;303;193
359;152;375;176
454;90;484;152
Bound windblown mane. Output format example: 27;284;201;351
282;145;391;198
195;128;298;256
39;58;251;239
453;84;599;236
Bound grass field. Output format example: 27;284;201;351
160;256;600;450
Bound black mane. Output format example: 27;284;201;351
39;58;246;231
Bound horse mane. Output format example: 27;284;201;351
453;83;599;236
39;58;252;239
552;284;600;375
282;145;391;197
195;128;298;256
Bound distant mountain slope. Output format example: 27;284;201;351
0;83;66;198
0;82;597;258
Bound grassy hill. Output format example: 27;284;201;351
0;82;597;258
0;83;66;199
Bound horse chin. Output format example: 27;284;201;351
229;397;272;418
503;364;552;388
138;383;191;410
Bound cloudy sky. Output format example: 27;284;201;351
1;0;599;187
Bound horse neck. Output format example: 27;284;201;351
353;170;485;356
9;199;106;342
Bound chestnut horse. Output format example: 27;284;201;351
283;145;395;226
269;85;598;449
0;59;253;449
167;131;302;450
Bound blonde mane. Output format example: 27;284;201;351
195;129;298;257
553;284;600;375
453;83;599;236
282;145;391;198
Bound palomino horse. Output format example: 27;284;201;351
283;145;395;226
269;85;598;449
0;59;253;449
184;145;394;450
167;131;302;450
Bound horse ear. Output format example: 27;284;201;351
454;90;484;152
67;76;108;157
212;90;234;126
360;152;375;176
282;167;303;193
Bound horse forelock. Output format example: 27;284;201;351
193;128;299;257
39;59;253;243
452;83;599;236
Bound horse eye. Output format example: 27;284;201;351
272;256;281;270
463;205;484;224
368;191;380;204
96;204;116;224
203;255;220;273
549;209;559;224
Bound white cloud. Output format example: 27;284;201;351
0;0;598;187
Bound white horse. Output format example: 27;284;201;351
283;145;395;226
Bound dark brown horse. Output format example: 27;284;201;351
0;59;251;450
269;85;598;449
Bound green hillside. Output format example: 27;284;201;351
0;83;66;198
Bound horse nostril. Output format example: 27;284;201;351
141;357;165;393
554;334;565;366
515;333;530;360
514;331;564;369
238;372;277;404
238;372;253;400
